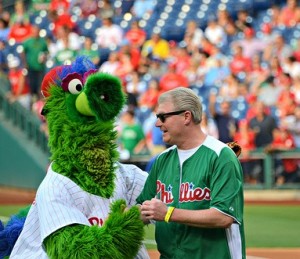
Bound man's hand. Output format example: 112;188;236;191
140;198;168;222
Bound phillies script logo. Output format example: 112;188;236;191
88;217;104;226
157;180;211;204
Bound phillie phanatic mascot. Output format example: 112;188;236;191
0;56;149;259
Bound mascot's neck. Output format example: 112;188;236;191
49;123;118;198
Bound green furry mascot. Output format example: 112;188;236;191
8;56;148;258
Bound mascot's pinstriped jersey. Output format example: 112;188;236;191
137;135;246;259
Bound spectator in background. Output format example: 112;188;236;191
253;75;281;108
0;18;10;42
114;52;134;82
183;56;204;86
265;127;299;184
117;42;141;70
53;33;77;66
204;16;227;47
125;71;147;99
234;27;266;59
48;9;76;39
0;40;8;73
8;20;33;44
249;100;277;182
246;54;268;88
22;25;48;99
216;9;236;37
49;0;70;14
205;43;229;69
159;63;189;92
209;93;237;143
29;0;50;14
6;56;31;110
263;34;293;64
125;20;147;48
75;0;99;18
141;33;170;61
282;56;300;80
99;51;120;74
259;22;276;45
52;25;81;53
9;0;30;27
95;17;123;49
142;105;167;157
293;39;300;62
235;9;252;33
266;56;283;79
183;20;204;51
118;109;148;156
78;36;100;66
139;79;160;111
203;57;230;89
168;46;191;75
281;106;300;148
131;0;155;19
233;119;257;183
268;5;282;28
291;74;300;105
230;45;252;76
147;57;167;80
249;100;277;148
0;2;11;25
276;73;297;118
218;73;240;101
98;0;115;19
200;112;219;139
278;0;300;27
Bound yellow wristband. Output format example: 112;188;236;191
164;206;175;223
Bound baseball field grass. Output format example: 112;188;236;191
1;204;300;249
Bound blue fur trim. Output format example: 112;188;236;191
0;216;26;258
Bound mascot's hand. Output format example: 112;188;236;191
227;141;242;157
104;199;145;258
45;199;145;259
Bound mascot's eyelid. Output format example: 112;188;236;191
83;69;98;83
61;72;83;93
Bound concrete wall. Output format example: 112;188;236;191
0;115;49;190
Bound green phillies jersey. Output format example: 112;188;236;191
137;135;246;259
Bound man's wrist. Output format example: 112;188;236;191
164;206;175;223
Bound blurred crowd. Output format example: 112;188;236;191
1;0;300;184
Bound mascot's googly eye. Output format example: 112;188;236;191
62;72;84;94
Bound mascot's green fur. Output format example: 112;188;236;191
1;56;146;259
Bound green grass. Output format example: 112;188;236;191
1;205;300;248
244;205;300;247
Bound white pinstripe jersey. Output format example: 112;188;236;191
10;163;149;259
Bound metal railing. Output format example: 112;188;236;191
0;74;49;154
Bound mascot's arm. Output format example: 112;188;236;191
0;205;31;258
44;199;144;259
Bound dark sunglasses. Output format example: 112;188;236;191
156;110;186;123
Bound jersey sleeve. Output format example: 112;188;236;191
136;159;159;204
36;176;90;242
117;163;148;206
209;147;244;224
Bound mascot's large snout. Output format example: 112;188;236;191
76;72;126;122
